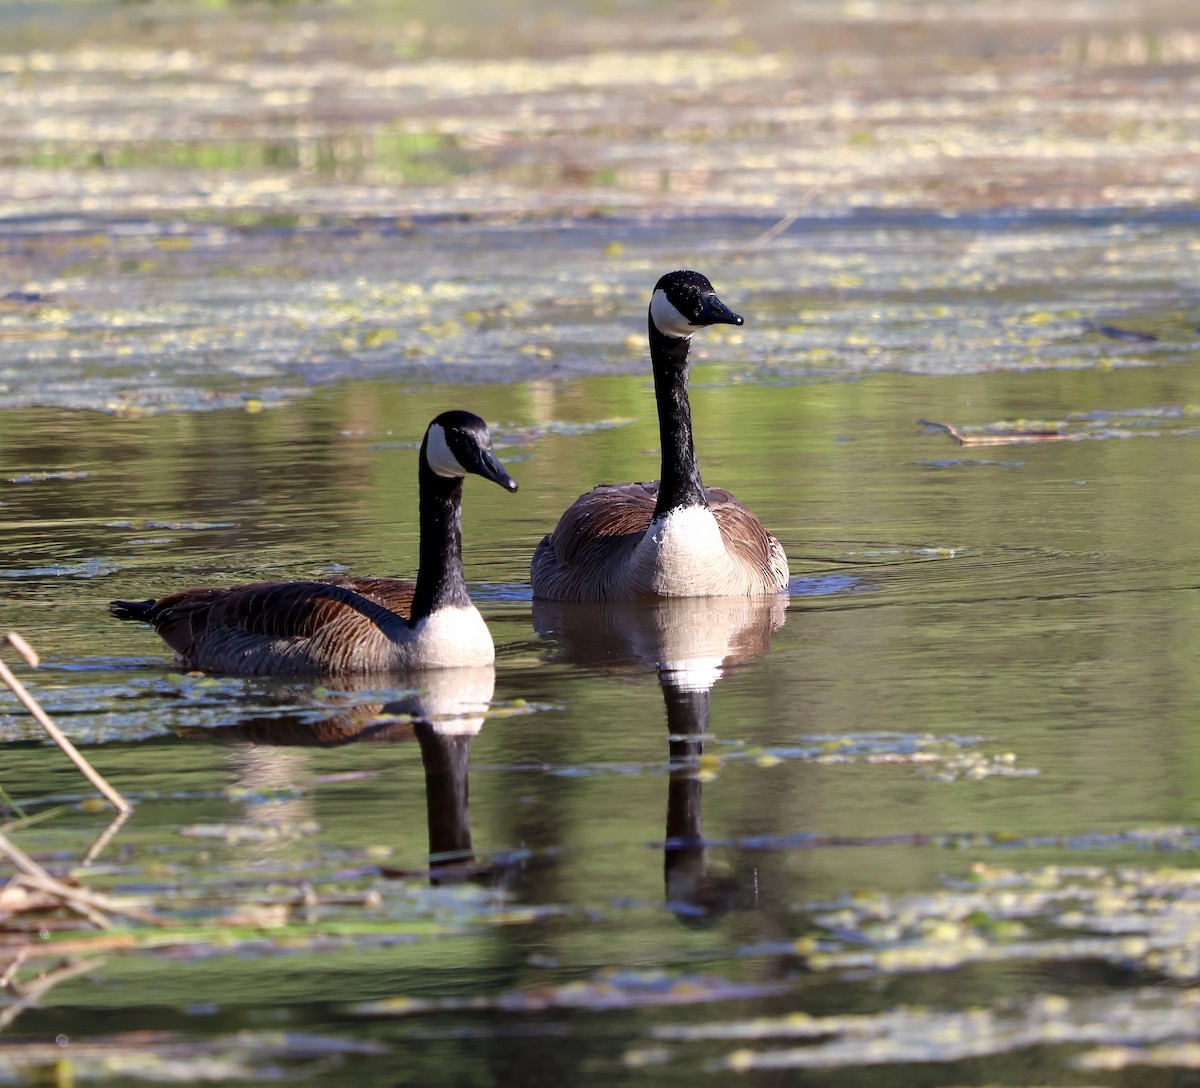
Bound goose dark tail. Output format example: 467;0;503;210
109;599;157;622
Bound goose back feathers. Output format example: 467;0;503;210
531;271;789;602
110;411;517;675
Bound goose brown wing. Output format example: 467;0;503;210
706;487;790;591
323;576;416;618
143;579;410;658
545;482;658;567
531;482;658;600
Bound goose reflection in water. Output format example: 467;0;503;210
177;666;496;886
533;595;786;924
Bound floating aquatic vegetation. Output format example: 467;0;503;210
0;1030;387;1082
3;0;1200;416
653;989;1200;1071
0;669;446;746
2;858;533;965
179;821;322;844
716;732;1036;783
349;967;790;1019
1080;1041;1200;1071
0;383;310;416
104;520;237;531
638;855;1200;1071
700;734;1032;782
493;732;1033;783
828;544;971;563
910;546;968;558
0;558;121;580
725;824;1200;858
764;859;1200;983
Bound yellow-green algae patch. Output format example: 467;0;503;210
654;989;1200;1070
783;860;1200;982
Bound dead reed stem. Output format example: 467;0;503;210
81;809;132;867
0;954;107;1032
1;632;132;813
0;830;164;928
0;831;113;929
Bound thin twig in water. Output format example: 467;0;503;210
0;955;107;1032
0;949;31;988
918;418;1070;446
0;804;68;837
0;831;164;927
80;809;132;867
1;631;132;813
731;181;828;259
0;831;113;929
741;209;800;252
0;784;26;822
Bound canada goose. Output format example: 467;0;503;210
110;411;517;675
530;270;789;601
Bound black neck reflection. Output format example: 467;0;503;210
415;721;476;885
663;680;716;922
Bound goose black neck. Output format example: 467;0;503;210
410;464;471;622
649;316;708;518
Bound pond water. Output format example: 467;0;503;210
4;1;1200;1085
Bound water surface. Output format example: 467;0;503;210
5;361;1200;1084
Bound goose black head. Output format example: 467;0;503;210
422;411;519;493
649;270;744;340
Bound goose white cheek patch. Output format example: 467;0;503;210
650;290;696;338
424;423;467;478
